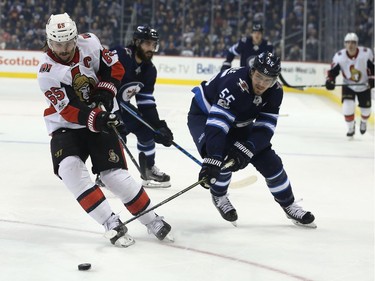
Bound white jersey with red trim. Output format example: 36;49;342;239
331;46;374;92
37;32;120;134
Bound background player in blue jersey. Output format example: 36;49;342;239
221;24;274;71
188;52;316;228
108;26;174;188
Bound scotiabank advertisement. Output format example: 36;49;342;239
0;50;333;87
0;50;42;77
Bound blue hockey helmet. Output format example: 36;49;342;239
252;23;263;32
133;25;159;42
251;52;281;78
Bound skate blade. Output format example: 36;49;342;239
142;180;171;188
291;220;317;229
163;233;175;242
231;221;238;227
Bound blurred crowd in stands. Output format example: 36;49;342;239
0;0;373;62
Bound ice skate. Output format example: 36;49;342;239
142;165;171;188
360;121;367;135
103;214;135;247
146;215;174;242
282;202;316;228
211;194;238;226
346;122;355;137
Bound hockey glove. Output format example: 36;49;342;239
199;157;222;189
91;81;117;112
325;79;336;90
87;109;120;134
225;141;254;172
220;61;232;72
154;120;174;147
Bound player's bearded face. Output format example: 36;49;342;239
136;40;158;62
49;39;77;62
251;70;276;95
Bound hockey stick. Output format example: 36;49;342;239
120;101;257;188
99;104;146;178
111;125;146;179
120;101;202;166
123;179;205;225
123;160;235;225
279;73;367;89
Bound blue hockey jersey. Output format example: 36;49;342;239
191;66;283;159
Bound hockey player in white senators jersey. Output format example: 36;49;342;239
188;52;316;228
326;32;374;137
37;13;172;246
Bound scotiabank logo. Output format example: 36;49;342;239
0;56;40;66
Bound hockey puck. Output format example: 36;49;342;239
78;263;91;271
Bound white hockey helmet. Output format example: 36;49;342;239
46;13;77;45
344;33;358;43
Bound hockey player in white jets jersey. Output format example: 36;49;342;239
326;33;374;137
37;13;172;246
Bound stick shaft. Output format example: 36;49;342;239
120;101;203;166
124;179;205;225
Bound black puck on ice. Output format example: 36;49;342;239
78;263;91;271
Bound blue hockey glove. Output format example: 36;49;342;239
154;120;174;147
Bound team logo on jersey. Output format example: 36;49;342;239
71;66;96;102
253;95;262;106
39;63;52;73
118;82;144;102
108;149;120;163
124;47;132;56
237;78;249;93
349;65;362;82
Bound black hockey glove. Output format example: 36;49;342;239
154;120;174;147
225;141;254;172
87;109;120;134
199;157;222;189
91;81;117;112
220;61;231;72
325;79;336;90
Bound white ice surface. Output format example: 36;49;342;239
0;79;374;281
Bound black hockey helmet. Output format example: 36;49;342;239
252;23;263;32
251;52;281;78
133;25;159;42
